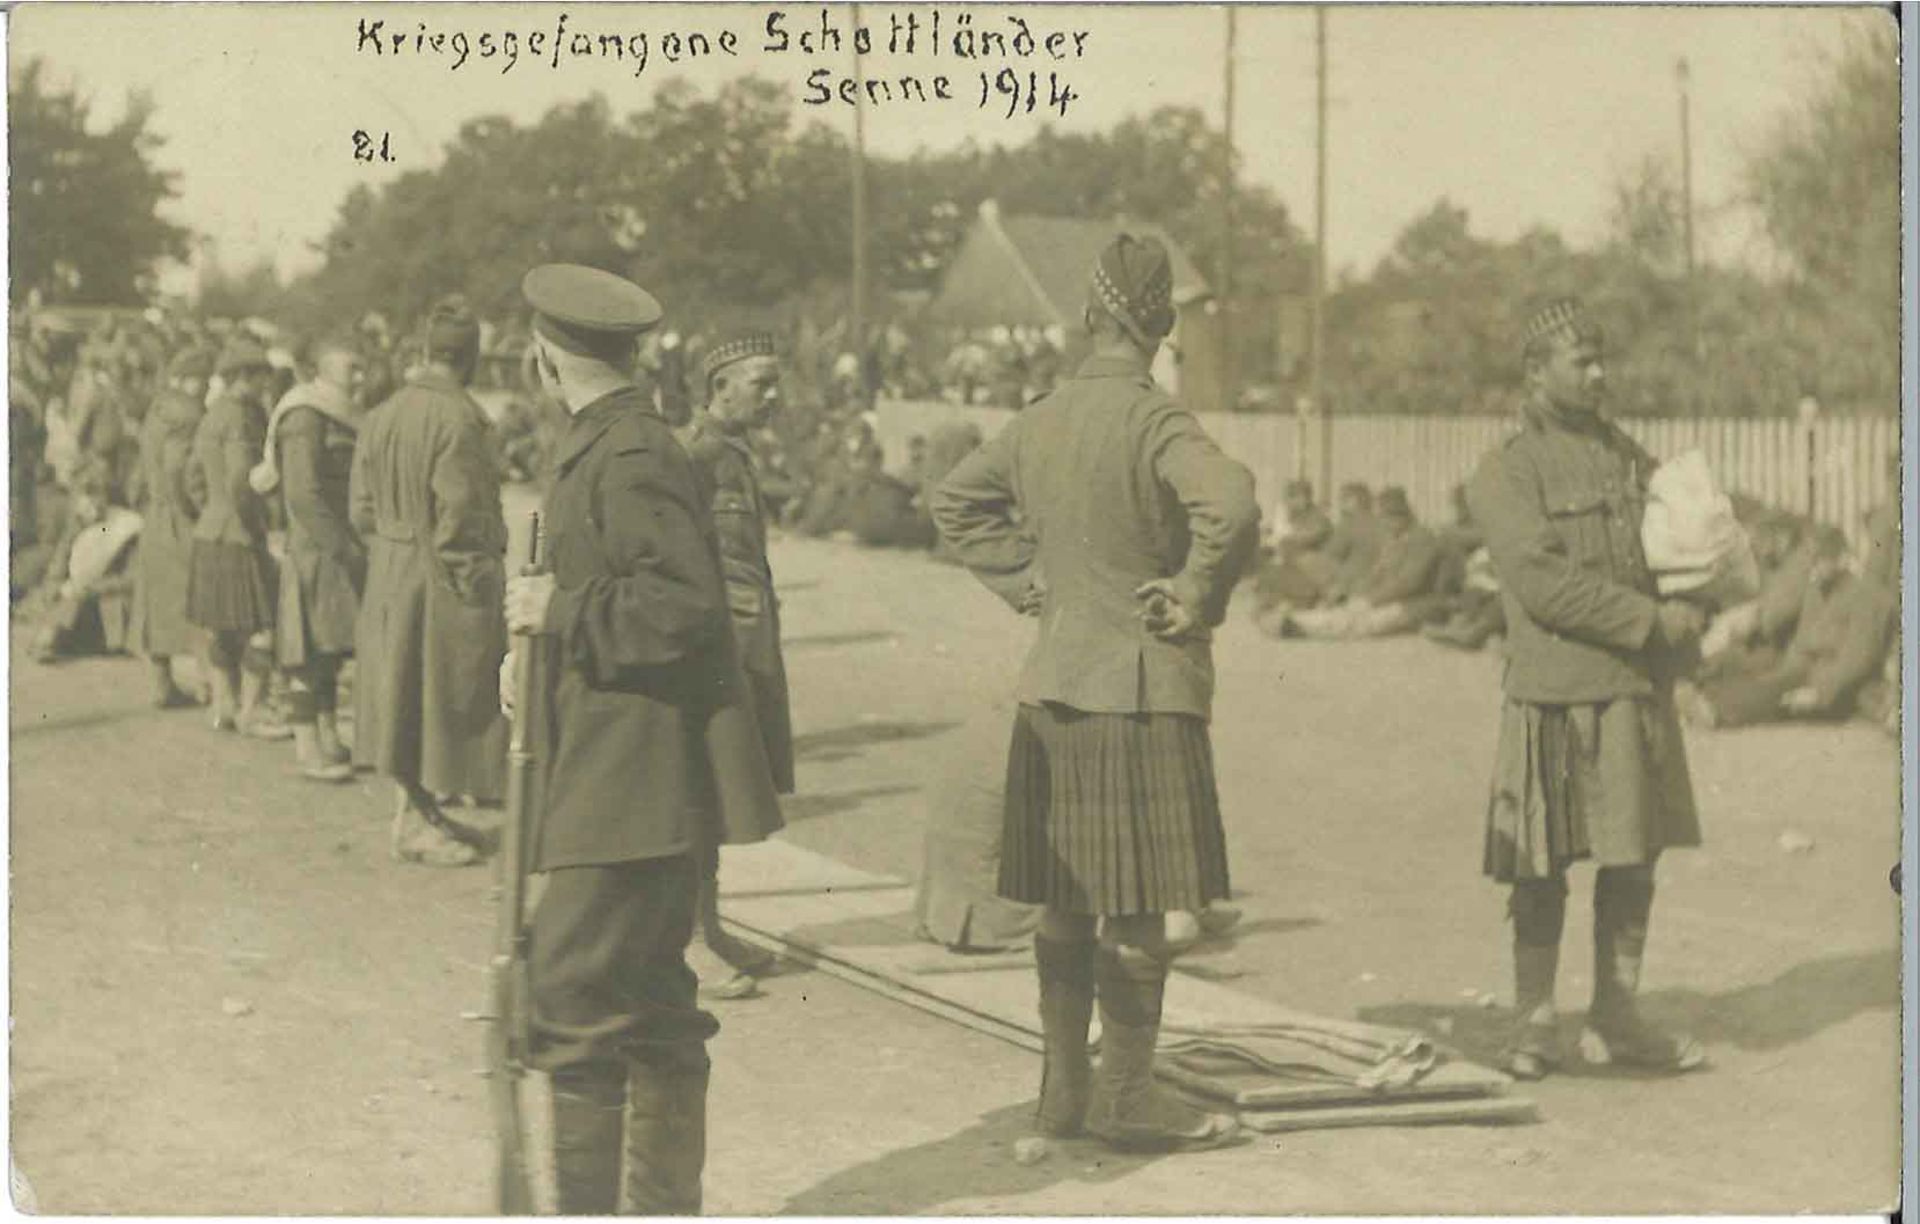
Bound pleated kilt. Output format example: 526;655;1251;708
999;702;1231;916
185;540;276;635
1482;692;1702;883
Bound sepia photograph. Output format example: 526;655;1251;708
4;2;1908;1216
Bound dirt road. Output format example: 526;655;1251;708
9;530;1901;1214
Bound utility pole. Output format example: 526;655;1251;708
850;3;871;402
1312;6;1331;497
1220;5;1238;412
1676;56;1700;413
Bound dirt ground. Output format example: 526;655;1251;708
9;526;1903;1215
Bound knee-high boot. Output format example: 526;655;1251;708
1034;935;1096;1137
1084;945;1237;1152
1505;877;1567;1079
551;1061;626;1216
1583;865;1705;1072
623;1045;708;1215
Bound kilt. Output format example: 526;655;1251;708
185;540;276;635
999;702;1231;916
1482;692;1701;882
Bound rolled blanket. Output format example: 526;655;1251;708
1642;449;1759;608
250;380;358;495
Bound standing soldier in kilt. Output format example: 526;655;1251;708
259;338;367;784
350;299;509;866
933;234;1258;1153
1467;297;1708;1080
129;346;213;709
682;332;794;998
186;337;292;741
501;265;784;1214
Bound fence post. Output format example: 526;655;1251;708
1796;396;1821;519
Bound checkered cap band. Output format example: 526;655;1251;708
703;332;779;380
1524;298;1594;350
1091;235;1175;343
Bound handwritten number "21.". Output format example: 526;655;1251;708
352;130;394;164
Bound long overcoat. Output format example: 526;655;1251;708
129;388;205;657
275;398;364;665
349;369;508;798
530;387;784;872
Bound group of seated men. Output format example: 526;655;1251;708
1245;475;1899;736
1677;505;1899;732
1249;479;1501;645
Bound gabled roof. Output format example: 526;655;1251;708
925;203;1212;331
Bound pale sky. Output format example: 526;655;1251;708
8;3;1890;293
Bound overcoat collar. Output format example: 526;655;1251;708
554;385;648;473
405;367;468;397
1073;349;1155;386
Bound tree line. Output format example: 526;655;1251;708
10;17;1897;417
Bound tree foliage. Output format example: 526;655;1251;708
285;86;1306;359
8;58;192;306
1742;16;1900;408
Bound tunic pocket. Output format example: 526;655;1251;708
1546;492;1611;573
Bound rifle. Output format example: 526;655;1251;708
480;511;543;1215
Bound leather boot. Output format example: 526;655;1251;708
1034;935;1096;1137
150;658;195;709
237;669;292;741
1084;945;1238;1153
551;1061;626;1216
624;1044;709;1215
292;725;354;783
1504;878;1566;1079
314;711;351;766
1582;867;1705;1072
698;861;774;980
206;663;240;732
390;787;480;867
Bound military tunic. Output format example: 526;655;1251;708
185;390;276;634
934;351;1260;916
129;388;205;657
1467;404;1701;881
274;399;365;667
683;415;795;794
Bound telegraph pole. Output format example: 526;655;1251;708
1676;56;1700;412
1312;6;1331;497
1221;6;1238;411
850;3;871;398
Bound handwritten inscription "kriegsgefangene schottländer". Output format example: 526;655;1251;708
352;8;1088;120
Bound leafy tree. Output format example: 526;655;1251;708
195;255;288;321
1742;16;1899;408
8;58;192;306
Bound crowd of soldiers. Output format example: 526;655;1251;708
1242;467;1900;735
9;237;1902;1208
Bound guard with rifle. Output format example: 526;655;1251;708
501;264;784;1215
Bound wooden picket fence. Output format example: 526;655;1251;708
876;400;1900;544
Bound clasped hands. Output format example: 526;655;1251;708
1135;577;1200;641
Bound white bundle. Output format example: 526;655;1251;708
1641;448;1759;608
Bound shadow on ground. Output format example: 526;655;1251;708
781;785;922;823
1358;947;1899;1069
793;720;960;764
780;1101;1168;1216
785;630;901;652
